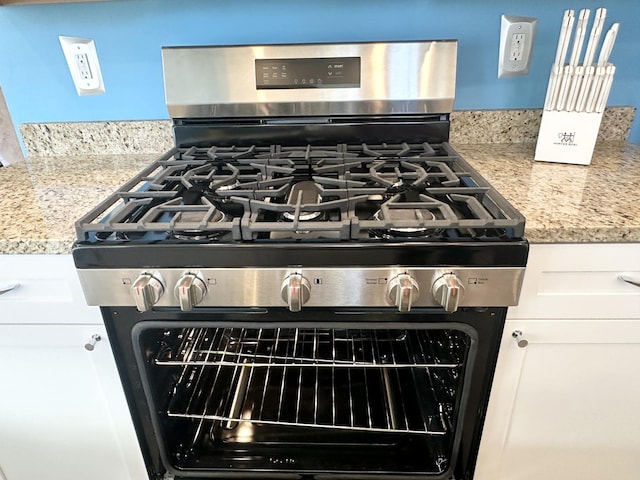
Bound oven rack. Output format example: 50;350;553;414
160;328;467;436
155;327;466;368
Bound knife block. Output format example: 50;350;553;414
0;86;24;167
534;110;603;166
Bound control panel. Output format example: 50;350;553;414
78;267;525;313
255;57;361;89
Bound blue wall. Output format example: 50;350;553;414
1;0;638;143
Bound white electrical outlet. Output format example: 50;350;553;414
59;36;105;96
498;15;538;78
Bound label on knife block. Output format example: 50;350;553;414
534;110;603;165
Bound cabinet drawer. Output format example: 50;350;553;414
0;255;101;324
509;243;640;320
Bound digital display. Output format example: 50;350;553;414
255;57;361;89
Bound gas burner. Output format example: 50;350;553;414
368;228;445;240
215;180;241;192
281;181;323;222
171;230;228;241
170;209;232;240
370;208;442;238
374;207;437;225
281;212;325;222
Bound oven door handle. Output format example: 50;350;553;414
618;274;640;288
0;282;19;296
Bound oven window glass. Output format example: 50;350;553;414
136;326;473;477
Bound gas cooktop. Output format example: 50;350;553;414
75;141;525;244
73;40;529;321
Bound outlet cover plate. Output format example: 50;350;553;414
498;15;538;78
59;36;105;96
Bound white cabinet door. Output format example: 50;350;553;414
475;319;640;480
0;255;101;325
508;244;640;320
0;325;146;480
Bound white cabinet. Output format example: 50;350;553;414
508;243;640;320
475;243;640;480
476;319;640;480
0;255;146;480
0;255;100;325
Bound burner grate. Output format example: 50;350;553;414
75;142;525;243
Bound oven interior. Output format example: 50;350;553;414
134;324;475;478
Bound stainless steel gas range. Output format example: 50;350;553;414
73;40;528;480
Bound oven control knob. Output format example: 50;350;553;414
432;273;465;313
131;272;165;312
174;272;207;312
387;274;420;312
281;273;311;312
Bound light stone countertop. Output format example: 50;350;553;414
0;154;156;253
1;142;639;254
456;142;640;243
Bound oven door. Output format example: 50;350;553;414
103;307;505;480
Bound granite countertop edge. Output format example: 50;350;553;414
1;141;639;255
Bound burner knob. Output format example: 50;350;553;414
387;274;420;312
174;272;207;312
131;272;165;312
432;273;465;313
281;273;311;312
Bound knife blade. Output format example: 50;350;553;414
597;23;619;67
